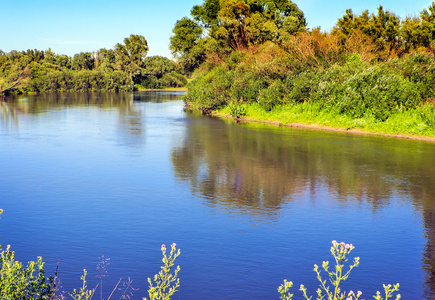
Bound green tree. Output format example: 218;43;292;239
71;52;95;70
171;0;306;73
170;17;204;57
191;0;221;28
333;6;401;58
420;1;435;49
115;34;149;77
96;48;116;72
400;17;432;51
143;56;176;78
170;18;207;73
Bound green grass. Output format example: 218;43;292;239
217;102;435;138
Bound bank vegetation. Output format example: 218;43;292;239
174;0;435;137
0;35;187;95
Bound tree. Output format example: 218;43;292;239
184;0;306;51
115;34;149;77
333;6;401;58
400;17;432;51
420;1;435;49
71;52;95;70
170;18;207;74
170;17;203;57
143;56;176;78
191;0;221;28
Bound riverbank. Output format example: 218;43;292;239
211;102;435;143
136;87;187;92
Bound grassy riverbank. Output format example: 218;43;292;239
177;1;435;142
184;49;435;141
215;101;435;141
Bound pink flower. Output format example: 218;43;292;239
172;243;177;247
357;291;362;296
161;244;166;249
345;244;350;249
340;242;345;247
332;240;337;245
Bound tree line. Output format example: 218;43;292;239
177;0;435;123
0;34;187;95
170;0;435;73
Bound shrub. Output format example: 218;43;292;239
185;66;233;114
257;80;287;111
315;64;421;121
230;72;268;103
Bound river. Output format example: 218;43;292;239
1;91;434;299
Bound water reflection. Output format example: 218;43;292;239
171;110;435;297
132;91;185;103
1;92;183;143
172;111;435;212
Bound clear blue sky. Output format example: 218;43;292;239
1;0;433;58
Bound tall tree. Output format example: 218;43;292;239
115;34;149;76
170;17;204;57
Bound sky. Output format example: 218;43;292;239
1;0;434;59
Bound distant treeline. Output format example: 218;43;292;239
0;34;187;95
172;0;435;122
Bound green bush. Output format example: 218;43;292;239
283;71;321;104
185;66;233;113
230;72;268;103
28;70;134;92
257;80;287;111
314;64;421;121
392;53;435;100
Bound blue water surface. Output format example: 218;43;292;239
0;92;434;299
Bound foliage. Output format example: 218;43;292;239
181;1;435;136
185;66;233;113
114;34;149;76
144;243;180;300
136;56;187;89
170;0;307;71
1;35;186;95
186;48;434;125
314;61;421;121
228;102;247;117
278;241;401;300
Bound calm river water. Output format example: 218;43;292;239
1;92;435;299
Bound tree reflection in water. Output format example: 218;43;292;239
171;110;435;298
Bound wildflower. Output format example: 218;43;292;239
332;240;337;245
161;244;166;249
172;243;177;247
345;244;350;249
357;291;362;296
340;242;345;247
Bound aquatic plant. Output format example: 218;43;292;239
278;241;401;300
